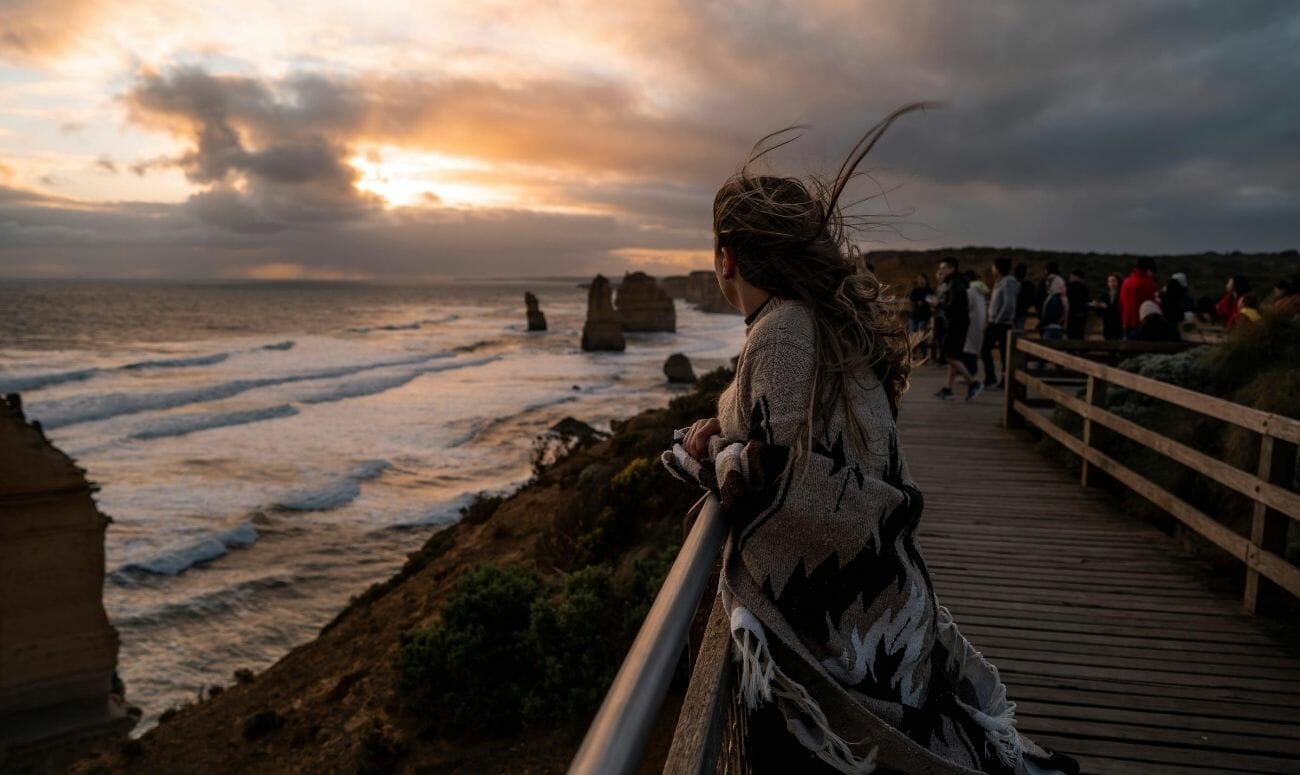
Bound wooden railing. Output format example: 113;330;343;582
1003;333;1300;614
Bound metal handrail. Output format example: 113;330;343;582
568;494;727;775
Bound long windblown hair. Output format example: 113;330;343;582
714;103;934;466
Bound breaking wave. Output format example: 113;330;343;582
110;521;259;581
130;404;299;440
30;351;455;429
123;353;230;370
273;459;391;512
0;368;99;393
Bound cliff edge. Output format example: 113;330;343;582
72;371;734;774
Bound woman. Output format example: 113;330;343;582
1037;274;1067;340
908;274;933;359
662;106;1077;775
1090;272;1123;341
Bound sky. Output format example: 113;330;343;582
0;0;1297;280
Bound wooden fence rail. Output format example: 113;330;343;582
1003;332;1300;614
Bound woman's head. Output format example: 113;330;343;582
711;103;934;451
915;273;930;288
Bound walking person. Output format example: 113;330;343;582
667;108;1077;774
982;257;1018;389
931;257;976;399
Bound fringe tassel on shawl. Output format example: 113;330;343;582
727;599;878;774
935;604;1024;767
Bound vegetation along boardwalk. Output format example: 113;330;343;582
900;365;1300;775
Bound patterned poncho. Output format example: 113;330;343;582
664;298;1077;775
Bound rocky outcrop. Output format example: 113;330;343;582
524;292;547;332
0;394;135;772
663;354;696;383
660;276;689;300
614;272;676;332
685;270;739;315
580;275;625;351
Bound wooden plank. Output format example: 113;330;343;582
1003;681;1300;725
1016;337;1300;444
1014;699;1300;741
1020;732;1300;774
1017;714;1300;758
1013;401;1265;577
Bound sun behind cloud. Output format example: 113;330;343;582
349;146;510;209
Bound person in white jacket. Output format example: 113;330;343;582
962;270;987;400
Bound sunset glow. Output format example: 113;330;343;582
0;2;1295;279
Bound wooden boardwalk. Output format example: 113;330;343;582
900;366;1300;775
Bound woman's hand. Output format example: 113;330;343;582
684;418;721;461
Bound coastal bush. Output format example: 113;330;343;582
353;720;408;775
397;555;683;737
397;564;543;736
526;565;625;722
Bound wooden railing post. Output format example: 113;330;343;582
1003;330;1026;429
1080;375;1108;487
1244;434;1299;614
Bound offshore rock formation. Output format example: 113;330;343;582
685;270;739;315
580;275;625;351
524;292;547;332
660;275;689;300
614;272;676;332
0;394;135;772
663;353;696;383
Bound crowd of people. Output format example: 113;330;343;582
907;256;1300;401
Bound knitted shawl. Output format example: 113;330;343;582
663;298;1077;775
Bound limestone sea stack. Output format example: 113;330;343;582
660;275;689;299
686;270;740;315
580;274;625;351
524;292;547;332
614;271;676;332
0;394;135;772
663;353;696;383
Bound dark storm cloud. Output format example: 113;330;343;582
3;0;1297;279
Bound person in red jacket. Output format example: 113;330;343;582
1215;275;1251;327
1119;257;1158;338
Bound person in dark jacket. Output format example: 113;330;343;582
932;257;975;399
1090;272;1124;341
1135;300;1179;341
1014;262;1033;331
1065;269;1089;339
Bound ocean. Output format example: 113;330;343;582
0;279;746;732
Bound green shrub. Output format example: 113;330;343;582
397;564;542;736
354;720;407;775
526;566;624;722
396;554;685;737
